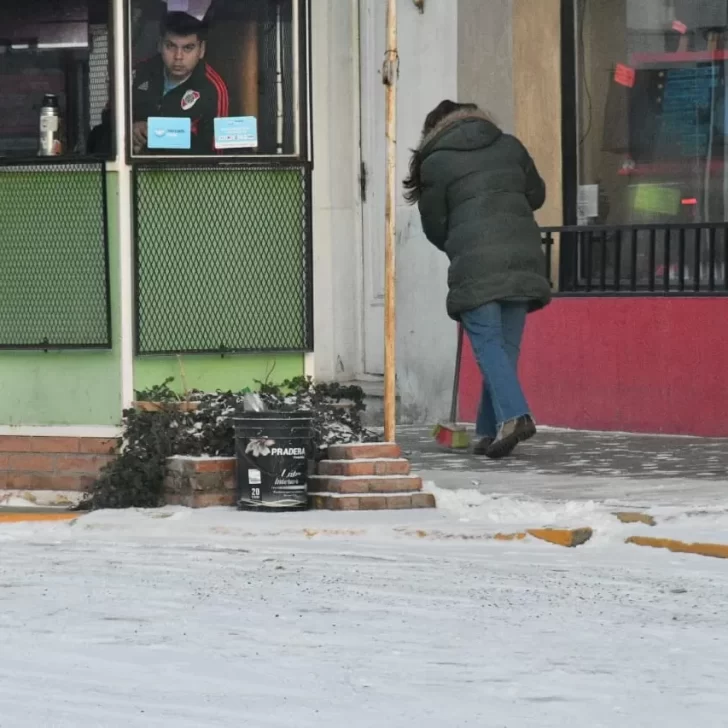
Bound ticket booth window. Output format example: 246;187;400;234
128;0;304;159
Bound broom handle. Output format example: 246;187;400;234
450;324;464;423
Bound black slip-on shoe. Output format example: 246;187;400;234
485;415;537;460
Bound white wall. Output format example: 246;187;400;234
394;0;459;423
458;0;514;132
395;0;520;423
311;0;515;424
310;0;362;382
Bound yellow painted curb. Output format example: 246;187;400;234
0;512;79;524
527;528;593;548
493;532;527;542
400;527;592;547
626;536;728;560
303;528;367;539
614;511;656;527
493;528;593;547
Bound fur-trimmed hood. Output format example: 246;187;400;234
419;108;502;156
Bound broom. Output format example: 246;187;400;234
432;324;471;449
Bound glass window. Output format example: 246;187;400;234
0;0;112;160
574;0;728;286
128;0;303;158
577;0;728;225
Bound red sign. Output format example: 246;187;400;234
614;63;635;88
672;20;688;34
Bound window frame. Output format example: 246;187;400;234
559;0;728;295
124;0;311;165
561;0;578;227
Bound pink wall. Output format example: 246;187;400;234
458;298;728;437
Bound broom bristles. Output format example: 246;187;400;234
433;421;471;449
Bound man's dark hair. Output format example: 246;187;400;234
160;11;208;42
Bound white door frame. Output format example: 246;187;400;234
357;0;387;376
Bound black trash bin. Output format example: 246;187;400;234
234;410;314;512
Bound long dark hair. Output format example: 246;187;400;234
402;100;478;204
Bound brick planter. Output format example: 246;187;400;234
0;436;116;492
164;456;236;508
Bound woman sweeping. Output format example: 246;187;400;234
404;100;551;459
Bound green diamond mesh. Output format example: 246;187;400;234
133;163;312;354
0;163;110;349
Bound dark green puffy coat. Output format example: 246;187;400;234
416;109;552;319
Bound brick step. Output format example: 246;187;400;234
309;492;436;511
317;458;410;477
308;474;423;494
327;442;401;461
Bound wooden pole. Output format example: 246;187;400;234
240;21;259;119
382;0;398;443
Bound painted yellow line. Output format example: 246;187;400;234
527;528;593;548
493;532;527;542
614;511;657;527
491;528;594;547
400;527;593;547
626;536;728;560
0;512;79;524
303;528;367;539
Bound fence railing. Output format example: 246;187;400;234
542;223;728;296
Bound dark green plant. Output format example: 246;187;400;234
134;376;182;403
82;378;376;510
80;405;192;510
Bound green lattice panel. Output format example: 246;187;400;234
134;164;311;354
0;165;110;348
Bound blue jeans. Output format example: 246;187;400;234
460;302;530;438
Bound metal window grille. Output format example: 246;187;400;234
88;24;110;130
133;162;313;354
542;223;728;296
0;163;111;349
258;0;296;155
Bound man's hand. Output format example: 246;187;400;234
132;121;148;153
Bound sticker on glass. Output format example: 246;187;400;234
214;116;258;149
146;116;192;150
614;63;636;88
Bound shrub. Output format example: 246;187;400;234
81;378;376;510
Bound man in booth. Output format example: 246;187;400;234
132;11;228;154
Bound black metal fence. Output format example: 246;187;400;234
542;223;728;295
0;163;111;349
133;162;313;355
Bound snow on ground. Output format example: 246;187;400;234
1;506;728;728
427;483;728;544
0;490;83;508
419;468;728;508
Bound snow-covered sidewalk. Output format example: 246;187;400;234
1;503;728;727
